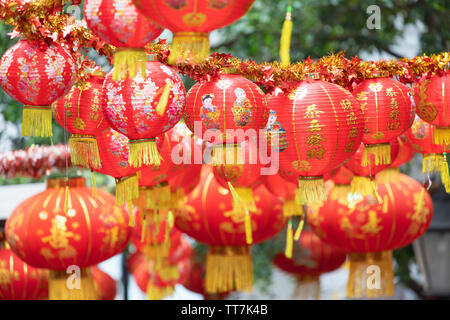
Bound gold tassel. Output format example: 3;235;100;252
158;265;180;283
169;32;210;65
128;139;162;167
330;184;352;200
294;215;305;241
362;143;391;167
434;126;450;146
156;80;173;116
295;177;326;205
49;268;98;300
375;168;400;184
63;181;69;214
285;220;293;259
137;184;173;211
244;210;253;245
69;135;101;169
115;174;139;206
141;210;147;243
146;283;174;300
283;199;303;217
113;48;146;81
346;251;394;298
371;179;383;204
422;153;444;174
351;176;376;197
22;105;52;137
127;200;135;227
211;143;243;166
90;169;97;198
279;4;293;66
441;152;450;193
205;246;253;294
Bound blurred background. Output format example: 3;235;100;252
0;0;449;300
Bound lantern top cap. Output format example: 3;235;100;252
46;176;86;189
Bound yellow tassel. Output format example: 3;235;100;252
90;169;97;198
158;265;180;283
129;139;162;168
167;210;174;229
113;48;146;81
69;135;101;169
295;177;326;205
146;282;174;300
137;184;173;211
205;245;253;294
330;184;352;200
434;126;450;146
211;144;243;166
22;105;52;137
64;183;69;214
169;32;210;65
375;168;400;184
294;215;305;241
141;210;147;243
346;251;394;298
49;268;98;300
422;153;444;174
371;179;383;204
283;199;303;217
351;176;376;197
285;220;293;259
115;174;139;206
441;153;450;193
362;143;391;167
156;80;173;116
127;200;135;227
279;5;293;67
244;210;253;245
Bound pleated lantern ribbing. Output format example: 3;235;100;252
52;70;108;169
132;0;255;64
353;75;413;167
307;173;433;298
0;40;76;137
91;266;117;300
0;240;48;300
273;230;347;300
102;61;186;167
175;166;288;294
184;72;268;166
5;177;130;300
95;127;142;215
84;0;164;80
277;75;364;205
414;70;450;146
345;139;399;199
405;115;449;192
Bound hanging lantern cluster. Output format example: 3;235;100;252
0;40;76;137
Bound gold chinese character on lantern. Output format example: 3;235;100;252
340;99;353;110
355;91;369;101
308;119;325;133
306;147;326;160
385;88;398;97
304;104;324;119
346;112;358;125
41;215;75;250
292;160;312;171
306;133;325;147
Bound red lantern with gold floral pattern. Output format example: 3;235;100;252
184;73;268;165
277;75;364;205
414;70;450;146
307;173;433;298
92;266;117;300
53;70;108;169
132;0;255;63
102;61;186;168
5;177;130;300
273;230;346;299
84;0;164;80
405;115;449;192
0;40;76;137
175;166;287;294
353;76;414;166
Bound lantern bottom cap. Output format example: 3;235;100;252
434;126;450;146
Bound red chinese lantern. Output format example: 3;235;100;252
324;166;354;200
345;139;399;198
95;128;141;213
273;230;346;299
389;135;415;168
184;73;267;165
132;0;255;63
91;266;117;300
277;75;364;204
353;75;414;166
405;116;449;192
175;166;287;294
414;70;450;146
0;40;76;137
5;177;131;299
261;173;300;217
307;173;433;298
102;61;186;167
52;69;108;169
0;238;48;300
84;0;164;80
